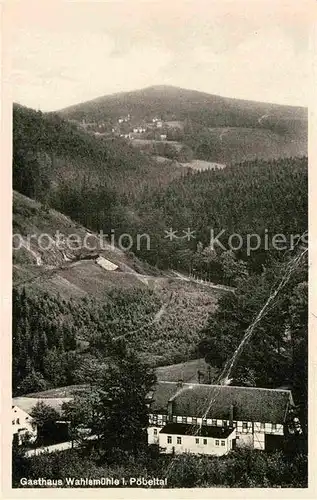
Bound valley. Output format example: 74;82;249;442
12;87;308;396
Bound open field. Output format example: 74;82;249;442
131;138;183;151
201;126;307;164
156;358;216;383
179;159;226;171
25;385;89;398
24;358;216;399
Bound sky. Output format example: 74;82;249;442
4;0;313;111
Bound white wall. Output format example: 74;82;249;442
147;426;163;445
159;430;236;456
12;406;37;444
148;412;285;452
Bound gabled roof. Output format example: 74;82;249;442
147;382;179;413
160;423;234;439
148;382;294;424
12;397;72;416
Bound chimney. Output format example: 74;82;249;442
167;400;173;422
229;403;235;427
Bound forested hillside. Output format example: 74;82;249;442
13;104;186;205
60;85;307;131
59;85;307;163
128;157;307;277
12;281;221;395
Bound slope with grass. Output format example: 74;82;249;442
12;191;225;395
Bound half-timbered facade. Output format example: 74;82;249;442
146;381;294;452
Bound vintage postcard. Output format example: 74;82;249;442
1;0;316;497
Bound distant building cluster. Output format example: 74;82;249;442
71;114;175;142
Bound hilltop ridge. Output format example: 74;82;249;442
57;84;307;164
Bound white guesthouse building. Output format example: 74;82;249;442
12;404;37;445
146;382;295;455
12;397;72;446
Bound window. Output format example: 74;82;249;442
182;417;187;424
212;419;217;426
221;440;225;446
215;440;219;446
272;423;277;431
167;436;172;444
202;418;207;426
12;420;15;425
172;416;177;423
16;418;20;425
153;429;158;436
203;439;207;445
162;415;167;424
192;417;197;424
195;438;199;444
233;421;237;428
152;415;158;424
177;437;182;444
242;422;248;431
222;420;227;427
260;423;265;430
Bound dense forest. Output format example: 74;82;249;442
131;157;307;274
53;156;307;281
12;283;219;394
13;104;186;205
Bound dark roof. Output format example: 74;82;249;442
147;382;179;413
149;382;293;424
159;423;234;439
